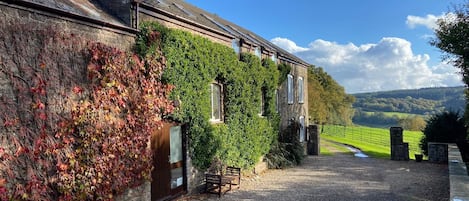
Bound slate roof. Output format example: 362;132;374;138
8;0;309;66
142;0;310;66
20;0;126;26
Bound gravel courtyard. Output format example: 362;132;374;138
180;141;449;201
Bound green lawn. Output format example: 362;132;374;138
320;139;352;156
321;125;424;159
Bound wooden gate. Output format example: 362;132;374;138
151;122;187;201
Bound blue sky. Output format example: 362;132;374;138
185;0;465;93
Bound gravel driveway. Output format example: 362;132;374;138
180;141;449;201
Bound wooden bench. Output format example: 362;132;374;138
205;166;241;197
225;166;241;188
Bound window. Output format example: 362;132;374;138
259;88;266;116
211;83;222;121
299;116;305;142
254;47;261;58
275;89;279;113
287;74;293;104
271;53;277;63
232;39;240;55
298;76;304;104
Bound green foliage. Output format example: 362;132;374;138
138;22;279;169
432;4;469;86
353;110;427;130
265;121;304;168
307;65;355;125
277;63;291;85
352;110;400;128
398;115;426;131
420;111;468;155
353;87;466;115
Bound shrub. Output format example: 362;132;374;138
420;111;468;155
265;120;304;168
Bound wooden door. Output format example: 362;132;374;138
151;122;186;201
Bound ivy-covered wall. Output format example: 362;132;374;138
138;22;281;169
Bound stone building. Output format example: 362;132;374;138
0;0;310;200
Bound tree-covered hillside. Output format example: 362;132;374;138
308;65;355;125
353;86;466;115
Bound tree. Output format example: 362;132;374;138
431;3;469;123
398;115;426;131
307;65;355;125
419;111;467;155
432;3;469;86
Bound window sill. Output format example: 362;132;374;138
209;119;224;124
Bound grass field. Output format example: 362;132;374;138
320;139;352;156
321;125;424;159
363;111;426;119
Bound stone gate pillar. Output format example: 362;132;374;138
307;124;320;155
390;127;409;161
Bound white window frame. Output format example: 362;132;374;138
232;38;240;55
210;83;223;122
275;89;279;113
299;116;305;142
259;89;265;116
298;76;304;104
254;47;261;58
287;74;294;104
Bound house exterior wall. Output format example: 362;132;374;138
278;63;309;130
1;0;311;199
0;2;135;50
0;1;141;200
137;6;310;191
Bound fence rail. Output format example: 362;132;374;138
321;125;423;155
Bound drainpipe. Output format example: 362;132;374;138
131;0;140;29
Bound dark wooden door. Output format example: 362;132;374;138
151;122;186;201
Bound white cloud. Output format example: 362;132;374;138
271;37;463;93
270;37;308;53
406;13;456;30
406;14;440;30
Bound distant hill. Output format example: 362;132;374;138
353;86;466;115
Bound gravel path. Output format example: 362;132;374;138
180;141;449;201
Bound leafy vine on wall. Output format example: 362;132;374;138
0;24;173;200
138;22;281;169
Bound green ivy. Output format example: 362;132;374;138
277;62;292;85
138;22;281;169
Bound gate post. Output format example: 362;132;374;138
307;124;320;155
390;127;409;161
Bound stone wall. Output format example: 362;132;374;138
115;182;151;201
447;144;469;201
0;2;139;200
428;142;449;163
278;63;309;131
